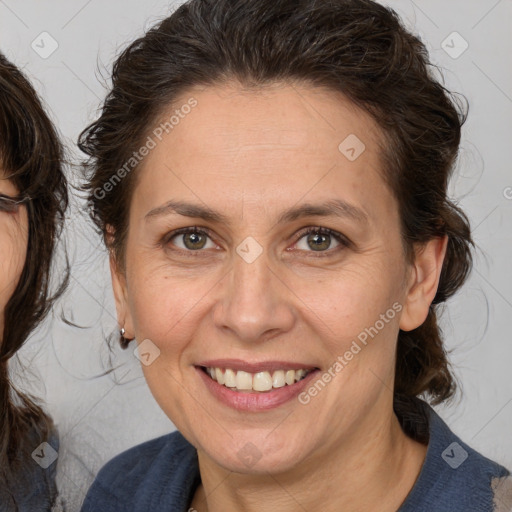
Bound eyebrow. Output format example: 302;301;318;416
145;198;369;226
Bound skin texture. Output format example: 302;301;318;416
0;170;28;341
111;82;448;512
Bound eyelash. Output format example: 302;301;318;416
161;226;350;258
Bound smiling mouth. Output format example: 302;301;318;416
200;366;316;393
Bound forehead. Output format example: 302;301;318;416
132;81;393;223
157;81;380;156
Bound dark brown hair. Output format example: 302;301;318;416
0;52;68;494
78;0;472;430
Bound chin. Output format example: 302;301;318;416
199;432;311;475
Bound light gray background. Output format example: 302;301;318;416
1;0;511;510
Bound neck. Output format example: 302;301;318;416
190;401;428;512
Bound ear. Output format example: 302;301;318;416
399;235;448;332
107;227;135;339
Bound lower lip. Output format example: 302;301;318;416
196;367;320;411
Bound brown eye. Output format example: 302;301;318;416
165;227;216;252
294;227;349;255
306;232;332;251
182;231;208;250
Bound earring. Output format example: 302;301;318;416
119;327;133;349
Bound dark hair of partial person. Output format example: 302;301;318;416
0;52;69;488
78;0;473;439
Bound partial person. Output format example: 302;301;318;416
0;52;68;511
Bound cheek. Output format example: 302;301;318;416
126;261;210;347
0;222;27;294
293;260;402;338
0;218;28;334
289;261;404;402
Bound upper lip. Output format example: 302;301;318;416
196;358;319;373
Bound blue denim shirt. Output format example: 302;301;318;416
81;403;510;511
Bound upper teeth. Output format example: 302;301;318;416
206;367;311;392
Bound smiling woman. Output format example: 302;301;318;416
78;0;510;511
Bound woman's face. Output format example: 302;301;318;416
112;82;444;473
0;170;28;340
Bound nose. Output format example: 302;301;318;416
212;244;296;344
